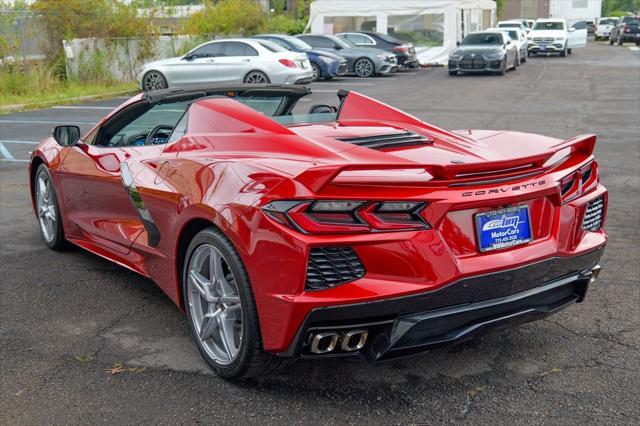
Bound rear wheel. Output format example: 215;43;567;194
310;62;321;81
618;37;624;46
183;228;288;379
244;71;270;84
354;58;375;78
568;48;573;54
448;70;457;76
609;36;614;45
34;164;65;250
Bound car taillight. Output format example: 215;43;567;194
559;161;598;203
279;59;298;68
262;200;430;234
393;45;410;54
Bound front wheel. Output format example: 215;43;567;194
560;44;567;57
183;228;287;379
34;164;65;250
609;37;614;45
310;62;321;81
244;71;270;84
568;48;572;54
618;37;624;46
354;58;375;78
142;71;168;91
499;58;507;75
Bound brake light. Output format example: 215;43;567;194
559;161;598;203
393;45;410;53
262;200;430;234
279;59;298;68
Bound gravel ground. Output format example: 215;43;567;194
1;41;639;425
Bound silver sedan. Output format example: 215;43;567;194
137;38;314;90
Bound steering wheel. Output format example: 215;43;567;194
145;125;174;146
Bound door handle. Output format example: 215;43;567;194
242;59;251;62
206;59;216;63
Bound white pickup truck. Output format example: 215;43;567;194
595;17;620;41
527;18;588;57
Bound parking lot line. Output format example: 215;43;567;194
312;82;375;86
0;119;98;125
51;106;115;110
0;140;39;145
0;142;14;159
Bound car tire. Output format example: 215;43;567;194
560;45;567;57
34;164;65;250
609;37;614;45
521;51;527;63
243;71;271;84
182;227;289;379
310;62;321;81
499;58;507;75
568;48;572;54
354;58;375;78
448;70;457;76
142;71;168;91
618;37;624;46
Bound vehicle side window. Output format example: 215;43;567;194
345;34;374;45
224;42;258;57
190;42;223;58
167;110;189;144
267;38;292;50
304;36;334;48
571;21;587;30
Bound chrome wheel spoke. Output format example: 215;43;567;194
199;308;222;340
189;270;217;303
217;314;234;359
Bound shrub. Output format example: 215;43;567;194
263;15;307;35
185;0;264;36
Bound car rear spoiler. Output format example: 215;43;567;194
294;134;596;192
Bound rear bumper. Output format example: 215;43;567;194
280;247;604;360
621;33;640;41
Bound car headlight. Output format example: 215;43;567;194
555;37;565;41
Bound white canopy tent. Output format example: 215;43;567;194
306;0;497;65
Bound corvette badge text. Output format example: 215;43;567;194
462;180;547;197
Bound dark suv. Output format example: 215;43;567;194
336;31;419;69
609;16;640;45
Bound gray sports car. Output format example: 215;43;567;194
448;31;519;76
296;34;397;78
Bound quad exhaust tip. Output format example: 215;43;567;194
589;264;601;283
308;329;369;354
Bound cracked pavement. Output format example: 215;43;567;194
1;42;639;424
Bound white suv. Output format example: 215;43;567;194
527;18;587;57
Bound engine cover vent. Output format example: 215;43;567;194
337;131;432;150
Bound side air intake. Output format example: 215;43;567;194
337;131;432;150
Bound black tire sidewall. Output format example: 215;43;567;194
35;164;65;250
311;62;321;81
182;227;260;378
244;71;271;84
143;71;167;90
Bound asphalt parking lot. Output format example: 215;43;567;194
1;41;639;424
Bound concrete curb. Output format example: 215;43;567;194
0;89;140;115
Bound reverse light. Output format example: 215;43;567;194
278;59;298;68
262;200;431;234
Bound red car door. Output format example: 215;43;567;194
56;142;158;254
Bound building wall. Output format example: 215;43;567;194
501;0;550;19
549;0;602;20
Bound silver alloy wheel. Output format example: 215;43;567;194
187;244;243;366
143;72;166;91
354;58;374;77
35;169;56;243
244;71;269;84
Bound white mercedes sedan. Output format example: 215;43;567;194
137;39;313;90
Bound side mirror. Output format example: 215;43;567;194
456;41;460;46
183;54;195;61
52;125;80;147
334;44;343;50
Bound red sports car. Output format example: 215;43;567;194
29;85;607;379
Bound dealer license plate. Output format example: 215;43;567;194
475;206;533;252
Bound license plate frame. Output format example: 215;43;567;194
475;206;533;253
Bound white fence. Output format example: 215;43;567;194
63;35;203;82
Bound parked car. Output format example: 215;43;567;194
497;20;529;33
524;19;535;29
137;38;313;90
609;16;640;45
336;31;419;69
586;19;596;34
487;27;528;63
296;34;397;77
30;84;607;379
448;31;518;76
252;34;347;81
527;19;587;57
595;17;620;41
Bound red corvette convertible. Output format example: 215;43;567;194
29;85;607;378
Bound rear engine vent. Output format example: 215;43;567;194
306;247;365;291
582;196;605;231
337;131;431;150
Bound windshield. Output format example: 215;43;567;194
498;23;521;28
622;17;640;25
599;18;618;25
329;35;355;48
533;21;565;30
462;33;503;46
